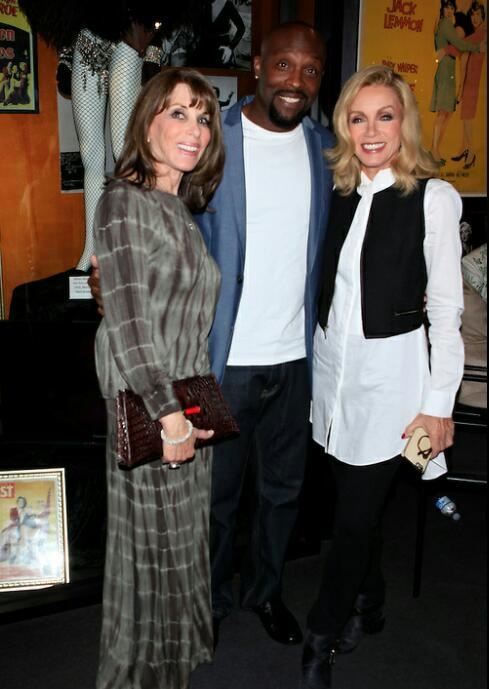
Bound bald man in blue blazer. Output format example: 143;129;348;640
195;22;334;649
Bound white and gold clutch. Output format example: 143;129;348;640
401;427;432;473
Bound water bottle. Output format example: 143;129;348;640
435;495;461;521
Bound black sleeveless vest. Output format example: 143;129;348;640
318;180;429;338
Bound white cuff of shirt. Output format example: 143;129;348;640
421;389;457;418
422;453;448;481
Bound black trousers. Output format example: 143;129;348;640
307;454;401;636
210;359;310;618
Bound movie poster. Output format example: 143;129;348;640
358;0;487;196
0;0;38;113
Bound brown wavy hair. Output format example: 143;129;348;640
327;65;439;196
115;68;225;212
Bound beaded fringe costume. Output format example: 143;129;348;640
18;0;198;270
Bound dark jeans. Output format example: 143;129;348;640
210;359;310;618
307;454;401;636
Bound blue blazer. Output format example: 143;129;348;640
195;96;334;384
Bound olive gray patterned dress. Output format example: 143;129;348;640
93;180;221;689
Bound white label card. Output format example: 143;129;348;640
69;276;92;300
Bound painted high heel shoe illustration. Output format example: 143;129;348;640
451;148;469;162
463;152;476;169
430;151;446;166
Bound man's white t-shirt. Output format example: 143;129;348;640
227;113;311;366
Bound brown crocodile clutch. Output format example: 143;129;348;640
116;373;239;469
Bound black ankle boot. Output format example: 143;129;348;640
337;594;385;653
301;630;336;689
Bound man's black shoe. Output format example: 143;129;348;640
251;597;303;645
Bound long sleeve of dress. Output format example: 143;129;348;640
94;182;219;419
95;183;183;420
422;179;465;417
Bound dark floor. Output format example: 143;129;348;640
0;441;486;689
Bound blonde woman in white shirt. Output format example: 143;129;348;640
301;65;464;689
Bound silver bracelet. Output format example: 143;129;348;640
160;419;193;445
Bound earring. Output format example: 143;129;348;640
147;137;151;143
254;74;259;80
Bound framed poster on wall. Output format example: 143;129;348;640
191;0;252;70
0;468;69;591
148;0;252;71
0;0;39;113
357;0;487;196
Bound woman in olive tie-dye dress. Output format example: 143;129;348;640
92;68;224;689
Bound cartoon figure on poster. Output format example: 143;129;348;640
0;62;16;105
0;60;30;106
0;492;51;571
438;1;487;169
19;1;197;271
429;0;485;166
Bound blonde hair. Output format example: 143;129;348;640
327;65;439;195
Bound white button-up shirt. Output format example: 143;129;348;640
311;169;464;480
